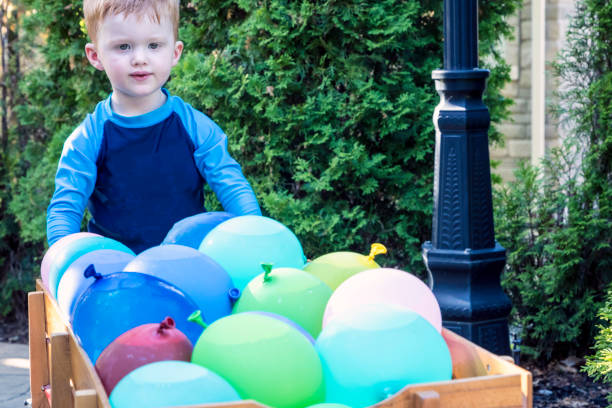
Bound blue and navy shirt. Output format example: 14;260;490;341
47;89;261;253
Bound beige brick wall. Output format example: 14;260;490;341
493;0;576;182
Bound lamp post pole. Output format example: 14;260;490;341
422;0;512;355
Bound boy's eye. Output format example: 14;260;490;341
149;43;159;49
118;44;130;51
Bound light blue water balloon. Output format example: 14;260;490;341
109;361;240;408
316;303;452;408
199;215;307;291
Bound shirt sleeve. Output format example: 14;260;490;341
46;118;100;246
189;110;262;216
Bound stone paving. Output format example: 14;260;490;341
0;342;30;408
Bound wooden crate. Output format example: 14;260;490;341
28;279;532;408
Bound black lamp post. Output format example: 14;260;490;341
422;0;512;355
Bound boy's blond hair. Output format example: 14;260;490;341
83;0;180;42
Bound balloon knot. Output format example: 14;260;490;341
83;264;103;280
228;288;241;303
261;262;274;283
187;310;208;329
158;316;175;333
367;243;387;261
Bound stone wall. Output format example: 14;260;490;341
492;0;576;181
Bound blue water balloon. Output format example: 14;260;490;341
199;215;307;291
162;211;235;249
123;244;238;323
71;271;201;364
47;236;134;298
56;249;135;322
316;303;452;408
109;361;241;408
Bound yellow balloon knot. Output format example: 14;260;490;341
367;243;387;261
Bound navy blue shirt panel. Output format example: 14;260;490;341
88;112;205;253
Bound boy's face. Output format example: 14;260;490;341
85;12;182;112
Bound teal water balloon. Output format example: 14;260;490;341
47;236;134;298
306;404;352;408
190;312;325;408
316;303;452;408
199;215;307;291
233;264;332;337
109;361;240;408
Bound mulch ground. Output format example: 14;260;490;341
525;358;610;407
1;315;609;407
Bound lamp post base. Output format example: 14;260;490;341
423;241;512;355
443;317;511;356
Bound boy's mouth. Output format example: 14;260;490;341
130;72;152;81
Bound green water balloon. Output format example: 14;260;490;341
190;312;325;408
233;263;332;338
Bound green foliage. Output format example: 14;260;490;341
495;152;610;359
0;0;107;316
494;0;612;360
171;0;518;270
583;285;612;406
0;0;519;317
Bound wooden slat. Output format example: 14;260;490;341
73;389;97;408
28;291;50;408
42;289;67;335
414;391;440;408
409;375;523;408
176;401;269;408
68;333;110;408
37;279;110;408
373;371;525;408
50;332;73;408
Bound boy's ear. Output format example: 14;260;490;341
85;43;105;71
172;41;184;67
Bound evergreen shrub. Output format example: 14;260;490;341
494;0;612;359
0;0;108;315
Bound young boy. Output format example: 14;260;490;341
46;0;261;253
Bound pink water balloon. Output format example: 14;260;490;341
41;232;100;292
323;268;442;332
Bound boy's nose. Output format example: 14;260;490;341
131;47;147;65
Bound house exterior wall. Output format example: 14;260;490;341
492;0;576;181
